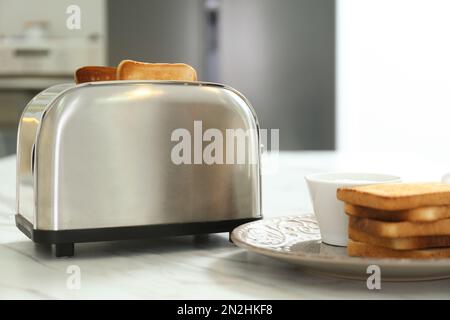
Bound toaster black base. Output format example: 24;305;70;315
15;214;260;257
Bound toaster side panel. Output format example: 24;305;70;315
16;84;75;227
35;82;261;230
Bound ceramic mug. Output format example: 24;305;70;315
305;172;401;247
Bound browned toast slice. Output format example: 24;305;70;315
337;183;450;211
345;203;450;222
348;239;450;259
116;60;197;81
75;66;117;84
349;227;450;250
349;216;450;238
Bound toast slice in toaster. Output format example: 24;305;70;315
117;60;197;81
75;66;117;84
348;239;450;259
345;203;450;222
349;227;450;250
349;216;450;238
337;183;450;211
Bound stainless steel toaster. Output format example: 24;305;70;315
16;81;262;257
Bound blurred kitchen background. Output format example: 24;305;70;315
0;0;449;157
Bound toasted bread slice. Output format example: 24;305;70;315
75;66;117;84
345;203;450;222
337;183;450;211
349;227;450;250
348;239;450;259
116;60;197;81
349;216;450;238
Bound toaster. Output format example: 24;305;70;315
16;81;262;257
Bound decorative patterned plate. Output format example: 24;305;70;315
231;215;450;281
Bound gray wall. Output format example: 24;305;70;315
218;0;335;150
108;0;205;77
107;0;335;150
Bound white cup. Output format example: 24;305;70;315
305;172;401;247
442;173;450;183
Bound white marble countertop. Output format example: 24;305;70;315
1;151;450;299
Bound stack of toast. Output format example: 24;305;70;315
337;183;450;258
74;60;197;84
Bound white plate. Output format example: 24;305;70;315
231;215;450;282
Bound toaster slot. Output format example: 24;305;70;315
31;144;35;175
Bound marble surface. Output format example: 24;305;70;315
1;151;450;299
